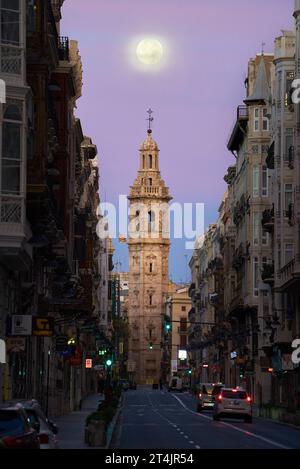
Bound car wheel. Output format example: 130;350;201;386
244;416;252;423
213;415;220;421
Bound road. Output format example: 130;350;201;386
114;386;300;449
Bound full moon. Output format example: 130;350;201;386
136;39;163;65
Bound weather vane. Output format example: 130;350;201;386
146;108;154;133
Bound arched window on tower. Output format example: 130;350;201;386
149;294;152;306
148;154;152;169
143;154;146;169
149;178;152;186
136;210;140;232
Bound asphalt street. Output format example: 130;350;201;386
114;386;300;449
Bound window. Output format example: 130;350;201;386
149;178;152;186
278;243;281;270
143;154;145;168
254;108;260;131
0;0;20;45
253;166;259;197
135;210;140;232
277;71;282;101
181;306;186;312
253;213;260;245
1;101;22;195
149;295;152;306
262;229;269;246
27;0;37;32
262;108;269;131
252;145;259;154
284;184;293;213
285;71;295;107
262;166;268;197
285;243;294;264
180;318;187;331
149;263;153;273
253;257;259;297
148;154;152;169
180;335;187;348
285;130;293;160
0;0;22;75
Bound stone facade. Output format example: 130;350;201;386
127;129;172;385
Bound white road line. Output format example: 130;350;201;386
195;445;201;449
171;394;291;450
184;435;188;439
189;441;194;444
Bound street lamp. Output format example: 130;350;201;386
45;348;51;418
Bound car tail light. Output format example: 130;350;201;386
247;396;252;402
232;389;237;392
38;433;49;445
217;394;223;401
2;436;22;447
199;393;202;398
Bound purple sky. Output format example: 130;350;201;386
62;0;294;282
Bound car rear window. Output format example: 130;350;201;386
222;390;247;399
0;410;25;437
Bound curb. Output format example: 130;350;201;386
105;394;124;449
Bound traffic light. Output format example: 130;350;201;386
105;358;113;367
187;369;192;375
149;342;153;350
164;315;171;332
98;348;107;356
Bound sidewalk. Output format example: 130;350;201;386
55;394;103;449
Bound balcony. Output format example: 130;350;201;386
261;263;275;286
227;106;249;152
261;207;274;233
0;195;31;270
278;255;300;291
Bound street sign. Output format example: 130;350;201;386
32;317;54;337
171;359;178;372
85;359;93;369
11;315;32;336
6;337;26;353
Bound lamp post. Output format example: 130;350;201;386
45;348;51;418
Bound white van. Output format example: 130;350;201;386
168;376;183;392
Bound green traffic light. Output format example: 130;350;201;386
165;324;171;331
149;343;153;350
188;369;192;375
106;359;112;367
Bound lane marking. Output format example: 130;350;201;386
195;445;201;449
171;394;291;450
189;441;194;444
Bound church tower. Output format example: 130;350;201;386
127;111;172;385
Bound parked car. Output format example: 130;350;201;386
213;387;253;423
4;399;58;449
0;405;40;449
196;383;225;412
119;379;130;391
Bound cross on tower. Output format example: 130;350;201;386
261;42;266;56
146;108;154;133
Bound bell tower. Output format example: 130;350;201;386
127;110;172;385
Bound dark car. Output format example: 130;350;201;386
4;399;58;449
0;406;40;449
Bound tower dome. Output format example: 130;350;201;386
139;131;159;152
